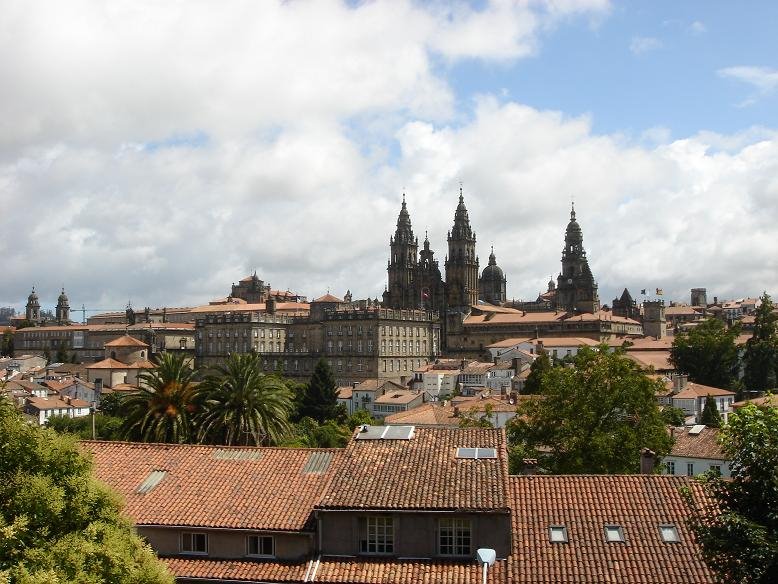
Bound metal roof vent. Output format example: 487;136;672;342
303;451;334;474
213;449;265;460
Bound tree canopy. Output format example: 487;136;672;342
684;402;778;583
522;350;552;395
743;292;778;395
507;346;672;474
699;395;722;428
197;352;293;446
0;400;173;583
670;318;740;390
298;359;339;423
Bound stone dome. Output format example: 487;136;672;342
481;248;504;281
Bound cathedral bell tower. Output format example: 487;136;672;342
384;194;419;309
445;188;479;310
25;286;41;323
554;203;599;313
56;287;70;325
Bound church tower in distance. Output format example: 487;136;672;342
384;194;419;309
56;287;70;325
445;188;479;310
554;204;600;314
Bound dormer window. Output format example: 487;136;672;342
359;516;393;555
247;535;274;557
181;532;207;554
549;525;568;543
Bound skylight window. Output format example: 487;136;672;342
455;447;497;459
549;526;568;543
136;470;167;494
659;524;680;543
604;525;625;542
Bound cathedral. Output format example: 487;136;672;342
382;191;599;315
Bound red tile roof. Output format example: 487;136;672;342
82;442;340;531
162;557;306;582
86;358;129;369
317;428;509;512
672;382;735;398
104;334;149;347
313;294;343;303
313;556;508;583
507;475;715;583
669;427;726;460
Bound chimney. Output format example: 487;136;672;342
536;340;544;353
640;448;655;474
453;406;460;417
713;296;718;305
673;374;688;393
522;458;538;476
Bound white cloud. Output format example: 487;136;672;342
1;0;776;315
718;65;778;106
689;20;706;35
630;36;663;55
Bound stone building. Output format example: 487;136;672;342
479;247;507;306
445;189;480;310
55;288;70;325
553;204;600;313
612;288;640;320
25;287;41;323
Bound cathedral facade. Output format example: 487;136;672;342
382;192;599;319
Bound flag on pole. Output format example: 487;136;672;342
640;289;646;295
656;288;664;295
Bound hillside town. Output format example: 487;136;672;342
2;196;777;583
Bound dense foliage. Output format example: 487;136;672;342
522;350;552;395
699;395;722;428
508;346;672;474
684;402;778;583
0;400;173;583
670;318;740;390
298;358;339;422
197;353;293;446
743;292;778;395
660;405;687;427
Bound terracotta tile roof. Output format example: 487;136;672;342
508;475;715;583
669;427;726;460
384;403;459;427
317;428;509;512
672;382;735;398
313;556;508;583
352;379;404;393
192;302;310;314
626;336;674;350
82;441;341;531
104;334;149;347
373;390;422;405
626;350;674;371
125;359;157;369
336;386;353;399
86;358;129;369
732;394;778;409
27;396;90;410
313;293;343;303
162;557;307;582
665;305;704;316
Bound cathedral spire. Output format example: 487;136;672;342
394;193;414;243
488;246;496;265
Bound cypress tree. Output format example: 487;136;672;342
300;358;339;422
700;395;722;428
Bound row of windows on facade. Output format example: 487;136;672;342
383;359;426;373
665;461;722;476
199;329;284;340
181;533;273;557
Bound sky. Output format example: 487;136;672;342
2;0;777;317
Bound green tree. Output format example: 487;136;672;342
54;341;71;364
0;401;173;583
458;403;495;428
281;417;351;448
1;331;13;356
507;346;672;475
670;318;740;389
346;409;378;430
120;352;198;443
684;402;778;583
299;359;339;423
523;350;552;394
743;292;778;395
661;406;686;427
699;395;722;428
196;353;293;446
46;413;124;441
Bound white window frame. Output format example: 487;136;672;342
246;534;275;558
359;516;394;555
181;531;208;554
548;525;568;543
439;517;472;556
659;524;680;543
604;525;625;543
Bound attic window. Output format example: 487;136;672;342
659;524;680;543
604;525;625;542
456;447;497;459
549;526;568;543
136;470;167;494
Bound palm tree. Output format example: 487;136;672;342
120;352;198;443
196;353;293;446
